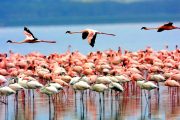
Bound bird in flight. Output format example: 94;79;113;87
66;28;115;47
141;22;180;32
7;27;56;44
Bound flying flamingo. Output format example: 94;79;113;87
141;22;180;32
7;27;56;44
66;29;116;47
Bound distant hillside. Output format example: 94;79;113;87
0;0;180;26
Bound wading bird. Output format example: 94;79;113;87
7;27;56;44
141;22;180;32
66;29;116;47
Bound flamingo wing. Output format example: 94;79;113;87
88;33;97;47
24;27;37;40
164;22;173;26
82;31;89;39
157;28;164;32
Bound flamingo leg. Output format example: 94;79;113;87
148;90;151;118
49;95;51;120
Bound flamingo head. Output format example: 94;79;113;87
141;27;147;30
7;40;12;43
66;31;71;34
24;27;28;31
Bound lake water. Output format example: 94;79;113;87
0;22;179;55
0;83;180;120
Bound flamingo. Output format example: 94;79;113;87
91;83;108;93
148;74;165;93
141;22;180;32
7;27;56;44
0;75;7;84
72;80;90;103
0;86;16;96
66;29;116;47
164;80;180;87
8;83;24;92
8;81;24;100
72;81;90;91
40;84;59;111
18;76;43;98
40;84;58;96
70;76;81;85
109;82;124;95
49;82;63;91
91;83;108;103
139;81;158;91
115;75;131;83
26;80;43;89
0;86;16;104
96;76;112;85
107;76;119;83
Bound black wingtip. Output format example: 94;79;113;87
7;40;12;43
66;31;71;34
90;45;94;47
157;28;164;32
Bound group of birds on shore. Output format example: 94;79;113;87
0;45;179;104
6;22;180;47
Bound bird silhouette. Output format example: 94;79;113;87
7;27;56;44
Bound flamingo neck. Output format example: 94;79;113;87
146;27;158;30
70;31;82;34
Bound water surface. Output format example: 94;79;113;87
0;83;180;120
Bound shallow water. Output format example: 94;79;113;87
0;82;180;120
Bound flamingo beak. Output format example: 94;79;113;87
66;31;71;34
141;27;147;30
7;40;12;43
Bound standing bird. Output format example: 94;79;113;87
141;22;180;32
66;28;116;47
0;86;16;104
7;27;56;44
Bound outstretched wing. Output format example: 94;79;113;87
89;33;97;47
164;22;173;26
24;27;37;40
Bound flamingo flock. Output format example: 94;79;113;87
0;46;179;105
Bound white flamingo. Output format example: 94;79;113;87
66;28;116;47
109;82;124;93
0;86;16;104
7;27;56;44
91;83;108;102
